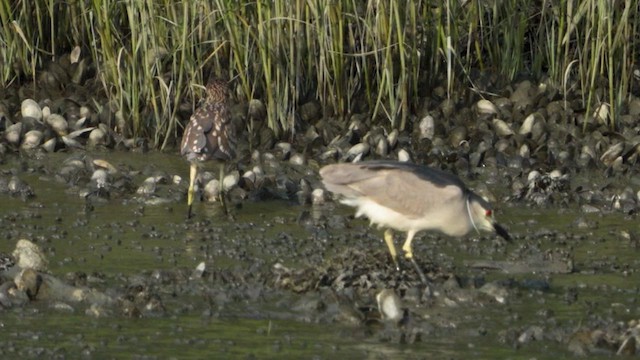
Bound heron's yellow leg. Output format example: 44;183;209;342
187;163;198;218
218;163;228;215
401;230;417;259
383;229;399;270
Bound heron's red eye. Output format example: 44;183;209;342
485;209;492;217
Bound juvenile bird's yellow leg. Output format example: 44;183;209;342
218;163;229;216
402;231;428;284
383;229;399;270
187;163;198;219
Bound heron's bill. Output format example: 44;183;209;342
493;223;511;242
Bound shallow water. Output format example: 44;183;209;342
1;151;638;358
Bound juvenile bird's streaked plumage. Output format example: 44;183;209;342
181;79;236;218
320;160;510;283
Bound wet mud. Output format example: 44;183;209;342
0;150;638;358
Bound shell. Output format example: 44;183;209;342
375;137;388;156
475;99;498;116
387;128;399;148
376;289;403;322
203;179;221;202
93;159;119;174
222;171;240;191
42;138;57;152
600;142;624;166
21;99;42;120
344;142;370;161
5;122;22;145
397;148;411;162
492;118;514;137
21;130;43;149
136;177;157;195
519;113;538;135
289;153;306;166
88;128;108;147
45;113;68;136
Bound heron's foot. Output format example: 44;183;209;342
408;257;429;285
403;252;430;285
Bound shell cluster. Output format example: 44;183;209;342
297;79;640;211
2;75;639;213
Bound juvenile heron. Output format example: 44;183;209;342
320;160;510;283
181;79;236;218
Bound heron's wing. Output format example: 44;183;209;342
181;104;214;156
358;160;467;189
207;103;235;160
320;163;465;219
356;168;464;219
192;103;215;133
320;163;382;197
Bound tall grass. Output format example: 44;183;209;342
0;0;637;146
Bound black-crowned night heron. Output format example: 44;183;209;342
181;79;236;218
320;160;511;283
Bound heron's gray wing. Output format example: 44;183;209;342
320;163;382;198
359;160;467;189
348;168;465;219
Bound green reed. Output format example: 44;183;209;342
0;0;637;144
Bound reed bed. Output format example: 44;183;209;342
0;0;637;146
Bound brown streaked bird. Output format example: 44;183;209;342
181;79;236;218
320;160;510;284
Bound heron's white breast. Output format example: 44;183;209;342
340;196;473;237
341;197;434;232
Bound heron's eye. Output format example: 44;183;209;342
485;209;492;217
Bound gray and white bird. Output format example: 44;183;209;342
180;79;236;218
320;160;511;283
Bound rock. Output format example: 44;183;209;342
136;177;157;195
12;239;48;272
248;99;267;122
418;115;435;140
311;188;326;205
299;101;321;123
376;289;403;323
190;262;206;280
